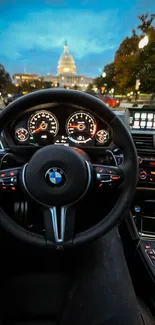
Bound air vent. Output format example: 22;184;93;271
132;134;154;152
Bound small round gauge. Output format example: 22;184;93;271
95;129;109;144
28;110;59;136
15;128;29;142
66;111;97;143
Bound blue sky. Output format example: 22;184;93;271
0;0;154;77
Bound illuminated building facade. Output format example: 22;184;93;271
13;42;93;90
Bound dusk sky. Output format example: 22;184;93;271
0;0;154;77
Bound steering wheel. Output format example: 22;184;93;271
0;89;138;249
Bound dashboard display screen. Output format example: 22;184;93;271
130;110;155;130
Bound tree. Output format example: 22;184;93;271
5;82;16;94
86;83;97;96
16;81;33;94
0;64;13;95
138;13;155;33
15;79;55;94
93;75;104;89
113;13;155;94
72;84;80;90
114;30;140;94
43;81;54;88
137;21;155;93
103;63;115;90
93;63;115;93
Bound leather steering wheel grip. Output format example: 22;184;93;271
0;89;138;247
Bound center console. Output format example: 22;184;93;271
138;156;155;187
116;107;155;282
127;155;155;236
126;108;155;238
123;107;155;275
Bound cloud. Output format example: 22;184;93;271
0;8;119;60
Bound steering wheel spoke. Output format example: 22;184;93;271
43;205;75;248
93;164;125;187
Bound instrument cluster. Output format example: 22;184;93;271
12;105;111;147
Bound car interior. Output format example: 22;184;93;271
0;88;155;324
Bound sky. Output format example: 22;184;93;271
0;0;154;78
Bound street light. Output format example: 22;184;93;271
138;35;149;49
102;72;106;78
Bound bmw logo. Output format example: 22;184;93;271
45;167;65;186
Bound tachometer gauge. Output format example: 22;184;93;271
95;129;109;144
15;128;29;142
66;111;97;143
28;110;59;136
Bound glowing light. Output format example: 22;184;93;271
64;68;70;72
102;72;106;78
138;35;149;49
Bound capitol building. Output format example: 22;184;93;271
13;42;93;90
43;42;93;89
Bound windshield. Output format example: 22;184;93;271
0;0;155;109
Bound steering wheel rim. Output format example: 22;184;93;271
0;89;138;248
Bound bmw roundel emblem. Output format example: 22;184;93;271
45;167;65;186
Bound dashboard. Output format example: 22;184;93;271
10;103;111;148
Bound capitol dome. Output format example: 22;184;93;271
57;41;76;75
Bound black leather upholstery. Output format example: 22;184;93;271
9;320;56;325
8;299;154;325
138;299;155;325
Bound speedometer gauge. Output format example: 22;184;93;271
66;111;97;143
28;110;59;136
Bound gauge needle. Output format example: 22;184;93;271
69;124;85;130
32;122;47;134
32;127;42;134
